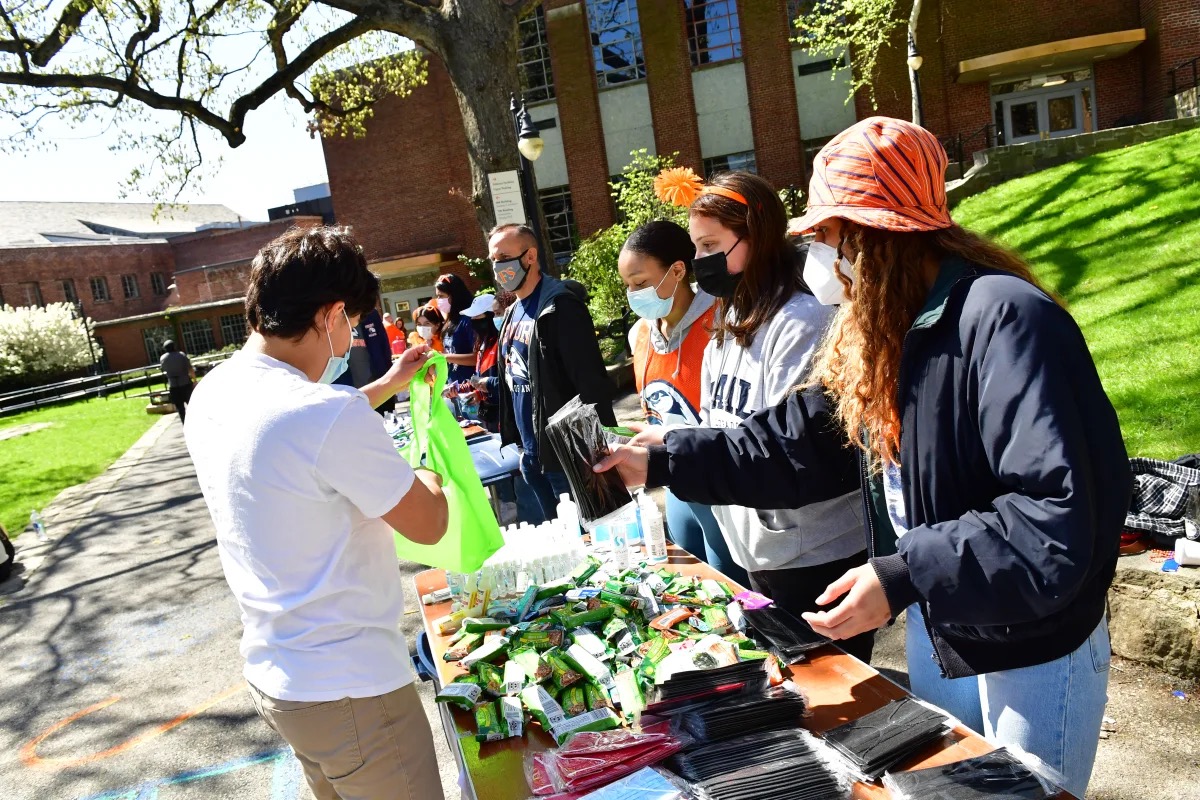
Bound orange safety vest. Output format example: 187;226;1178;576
631;306;714;426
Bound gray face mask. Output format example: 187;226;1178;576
492;249;530;293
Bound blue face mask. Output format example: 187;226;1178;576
317;309;353;384
493;315;504;332
626;268;680;321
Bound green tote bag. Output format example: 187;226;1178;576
394;352;503;572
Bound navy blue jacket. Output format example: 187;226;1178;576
648;258;1132;678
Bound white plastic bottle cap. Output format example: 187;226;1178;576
560;493;571;502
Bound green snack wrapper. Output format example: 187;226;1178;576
473;702;504;743
560;684;588;718
563;643;618;699
557;606;614;629
568;556;602;587
603;579;626;594
602;615;627;641
725;632;755;649
599;589;640;611
516;585;540;621
739;648;771;660
535;581;572;602
550;707;622;744
510;647;551;684
701;578;730;601
464;617;510;634
546;650;584;691
514;629;563;651
521;684;567;732
443;631;483;662
584;682;613;711
571;628;609;661
434;680;483;711
613;667;645;723
503;659;526;696
460;635;510;669
499;696;524;738
476;661;505;697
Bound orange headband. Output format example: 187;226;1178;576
699;185;749;206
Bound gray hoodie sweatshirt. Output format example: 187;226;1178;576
700;291;864;572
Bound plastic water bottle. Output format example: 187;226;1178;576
556;493;582;538
30;509;48;543
638;491;668;564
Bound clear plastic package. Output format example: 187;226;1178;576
545;396;634;523
881;746;1060;800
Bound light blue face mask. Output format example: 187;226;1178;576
493;315;504;332
626;267;679;321
317;309;353;384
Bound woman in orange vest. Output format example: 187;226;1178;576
618;220;748;588
408;305;444;352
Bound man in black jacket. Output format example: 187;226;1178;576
490;224;616;524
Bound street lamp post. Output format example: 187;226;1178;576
509;94;551;275
907;32;924;127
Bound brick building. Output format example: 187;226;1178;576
322;0;1197;318
0;201;321;371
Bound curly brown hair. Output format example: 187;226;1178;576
809;222;1058;466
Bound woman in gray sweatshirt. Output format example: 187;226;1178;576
637;170;872;662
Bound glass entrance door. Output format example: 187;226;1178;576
993;69;1095;145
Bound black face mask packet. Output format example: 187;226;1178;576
545;396;633;523
743;605;831;663
647;659;770;705
821;696;950;779
677;685;808;743
882;747;1056;800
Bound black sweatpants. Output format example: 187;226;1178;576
747;548;876;664
168;382;195;423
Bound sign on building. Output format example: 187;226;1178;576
488;171;527;226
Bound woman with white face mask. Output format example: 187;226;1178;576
434;272;478;384
617;220;746;588
630;169;872;662
408;306;444;352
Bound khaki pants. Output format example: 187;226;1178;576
248;682;445;800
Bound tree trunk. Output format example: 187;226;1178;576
417;2;558;274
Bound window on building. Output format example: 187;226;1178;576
60;279;78;304
180;318;217;355
90;276;111;302
220;313;249;346
142;325;174;362
685;0;741;66
19;281;43;307
121;274;140;300
587;0;646;88
519;6;555;103
150;272;168;296
539;186;579;266
702;151;757;177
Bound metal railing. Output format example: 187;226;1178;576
940;123;998;176
1168;56;1199;96
0;350;234;417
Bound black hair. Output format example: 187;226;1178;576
246;226;379;341
435;273;474;324
622;219;694;275
162;339;177;353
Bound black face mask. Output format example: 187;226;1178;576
692;238;743;299
470;317;494;338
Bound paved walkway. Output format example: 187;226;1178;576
0;410;1196;799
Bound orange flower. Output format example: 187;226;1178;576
653;167;704;207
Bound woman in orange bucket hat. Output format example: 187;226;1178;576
600;117;1131;796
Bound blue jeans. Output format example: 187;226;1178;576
664;491;749;588
905;604;1110;798
518;451;572;525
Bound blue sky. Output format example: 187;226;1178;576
0;92;329;222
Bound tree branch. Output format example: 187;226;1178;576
30;0;96;67
326;0;440;45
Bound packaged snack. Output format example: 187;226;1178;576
464;617;510;634
550;707;623;745
535;581;572;602
613;667;645;723
514;629;564;651
434;679;483;711
500;695;525;738
563;643;618;699
516;584;540;621
585;682;614;711
599;589;640;611
503;659;526;696
474;702;504;743
554;606;615;630
434;609;465;635
443;631;483;662
571;628;609;661
476;661;505;697
510;646;552;684
701;606;733;635
560;684;588;718
460;635;510;669
648;608;693;631
567;555;603;586
546;650;584;691
521;684;568;732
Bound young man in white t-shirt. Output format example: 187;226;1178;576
185;226;448;800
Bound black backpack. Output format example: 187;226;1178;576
0;523;14;583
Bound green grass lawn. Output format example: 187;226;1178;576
954;127;1200;460
0;397;160;538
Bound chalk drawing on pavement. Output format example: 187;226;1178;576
20;683;245;770
75;745;304;800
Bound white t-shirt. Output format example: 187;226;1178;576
185;351;416;701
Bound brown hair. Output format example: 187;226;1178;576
690;171;801;347
810;222;1057;465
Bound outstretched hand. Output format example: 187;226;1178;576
801;564;892;641
385;344;431;389
592;444;650;489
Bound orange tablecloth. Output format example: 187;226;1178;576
415;544;1075;800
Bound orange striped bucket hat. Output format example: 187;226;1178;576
791;116;953;235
